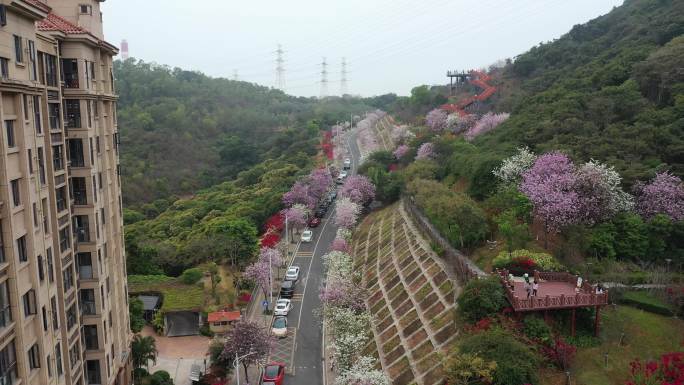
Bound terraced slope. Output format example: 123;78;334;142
352;203;460;385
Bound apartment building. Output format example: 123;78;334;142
0;2;130;385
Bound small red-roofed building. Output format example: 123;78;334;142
208;310;242;334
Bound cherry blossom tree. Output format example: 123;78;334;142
520;152;580;247
426;108;448;132
308;168;333;200
282;204;309;239
493;147;537;185
325;306;373;371
282;181;316;209
221;320;272;384
258;247;283;269
340;175;376;205
574;160;634;224
635;171;684;221
243;260;270;298
331;237;349;252
465;112;510;141
455;113;478;134
393;144;409;160
445;113;460;132
415;142;435;160
335;356;390;385
335;198;360;229
390;125;411;144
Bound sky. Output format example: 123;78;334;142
102;0;624;97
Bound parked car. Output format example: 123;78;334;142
301;230;313;242
343;158;351;170
336;175;344;185
339;170;348;178
280;280;296;298
262;362;285;385
271;317;288;338
274;299;293;316
285;266;300;281
314;207;327;218
308;217;321;227
328;190;337;201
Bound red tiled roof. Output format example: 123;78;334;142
207;311;241;323
37;13;87;34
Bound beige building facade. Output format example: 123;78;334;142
0;2;130;385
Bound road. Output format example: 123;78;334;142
278;128;360;385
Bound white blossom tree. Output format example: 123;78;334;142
493;147;537;185
335;356;390;385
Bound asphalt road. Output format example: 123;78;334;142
282;129;360;385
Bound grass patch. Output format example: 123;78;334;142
569;305;684;385
619;290;674;316
129;274;205;312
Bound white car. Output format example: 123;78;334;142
274;299;293;316
301;230;313;243
339;170;348;178
271;316;287;338
285;266;300;281
343;158;351;169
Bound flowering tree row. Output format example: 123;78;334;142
282;167;334;209
356;110;387;157
424;108;509;140
243;247;284;299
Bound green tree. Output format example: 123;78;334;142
444;348;497;385
613;213;648;260
646;214;673;261
588;223;617;259
202;217;258;266
149;371;173;385
495;210;528;255
180;268;203;285
129;297;146;333
132;335;158;382
458;277;506;322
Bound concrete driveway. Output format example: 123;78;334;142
141;326;211;385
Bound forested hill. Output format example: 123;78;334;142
115;59;369;208
480;0;684;185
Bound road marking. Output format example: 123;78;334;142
296;211;332;330
296;251;313;257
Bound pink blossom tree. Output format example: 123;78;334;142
574;160;634;224
415;142;435;160
520;152;580;247
635;172;684;221
340;175;376;205
426;108;448;132
244;260;270;298
330;237;349;252
221;320;272;384
393;144;409;160
335;198;360;229
464;112;510;141
282;204;308;240
282;181;316;209
258;247;283;269
319;276;366;311
307;168;333;200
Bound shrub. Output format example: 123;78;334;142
541;338;576;370
458;277;506;322
492;249;563;271
626;352;684;385
180;268;203;285
459;328;540;385
149;371;174;385
523;316;551;342
443;348;497;385
619;290;674;316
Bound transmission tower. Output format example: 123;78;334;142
233;69;239;81
340;57;348;95
275;44;285;91
319;57;328;98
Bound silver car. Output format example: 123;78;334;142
285;266;300;281
274;299;293;316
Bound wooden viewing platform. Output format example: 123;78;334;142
496;269;609;336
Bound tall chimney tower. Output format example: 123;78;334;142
121;39;129;59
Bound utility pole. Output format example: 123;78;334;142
275;44;285;91
340;57;348;96
319;57;328;98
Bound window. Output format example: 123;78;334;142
83;325;98;350
113;132;119;154
92;176;97;203
61;59;78;88
22;289;36;316
95;213;100;239
37;147;46;184
0;58;8;79
48;103;59;129
10;180;20;207
50;297;58;329
16;236;27;263
68;138;85;167
0;222;4;264
33;96;41;134
86;360;101;385
58;226;70;252
5;121;15;148
77;253;93;279
47;248;54;282
89;137;94;164
73;215;90;243
28;40;36;81
0;281;11;328
80;289;96;315
63;265;74;292
28;344;40;370
101;208;106;225
47;354;52;377
68;342;79;368
96;136;101;153
0;341;18;385
37;255;44;281
56;187;67;212
64;99;81;128
41;306;48;330
0;5;6;27
100;286;105;309
22;95;28;121
72;177;87;205
32;203;38;227
13;35;22;63
98;172;103;188
45;54;58;87
86;100;92;127
28;149;33;174
79;4;92;15
53;144;64;170
42;199;49;233
66;304;77;330
55;342;63;376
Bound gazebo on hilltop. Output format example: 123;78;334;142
497;269;609;336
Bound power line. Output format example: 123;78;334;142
275;44;285;91
319;57;328;98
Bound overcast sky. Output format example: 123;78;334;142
102;0;623;97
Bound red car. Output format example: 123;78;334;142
308;217;321;228
262;362;285;385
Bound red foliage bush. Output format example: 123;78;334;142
263;213;284;233
510;256;537;270
542;337;576;371
259;232;280;248
238;293;252;303
626;352;684;385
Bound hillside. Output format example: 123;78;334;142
115;59;371;208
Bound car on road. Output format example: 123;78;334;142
271;317;288;338
274;299;293;316
285;266;300;281
314;206;327;218
262;362;285;385
339;170;348;178
343;158;351;169
327;190;337;202
301;230;313;242
280;280;296;298
308;217;321;227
